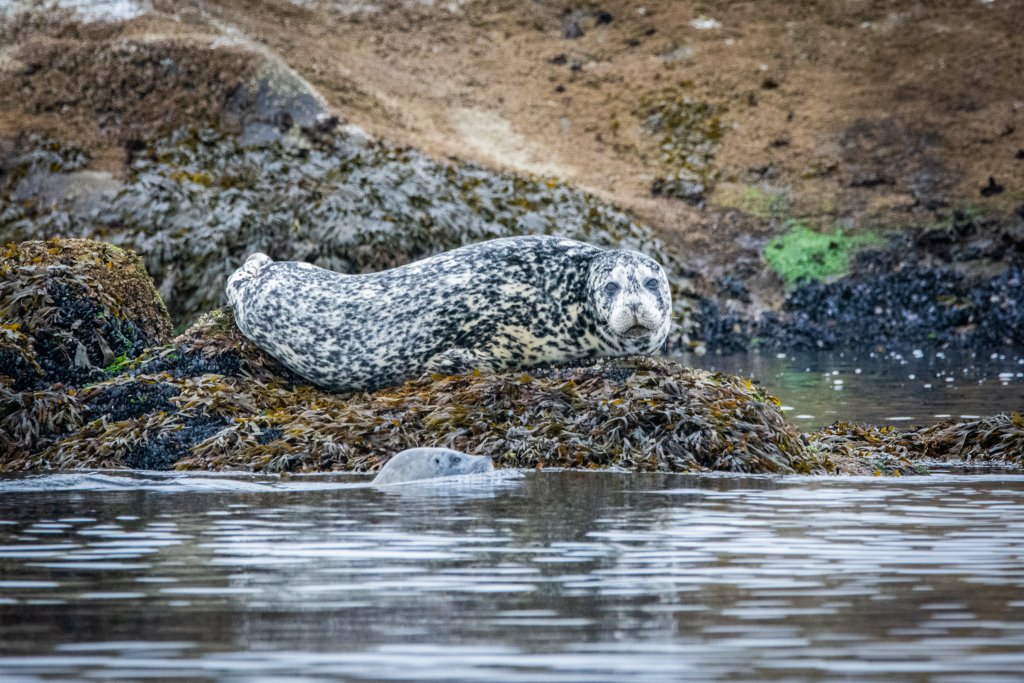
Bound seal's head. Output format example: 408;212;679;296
372;448;494;486
587;249;672;354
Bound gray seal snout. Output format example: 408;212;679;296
371;448;494;486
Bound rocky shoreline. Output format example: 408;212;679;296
1;239;1020;475
1;1;1022;476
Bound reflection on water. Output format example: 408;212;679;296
2;471;1024;681
684;349;1024;428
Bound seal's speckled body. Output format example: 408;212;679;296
226;235;671;392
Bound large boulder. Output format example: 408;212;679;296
0;239;171;456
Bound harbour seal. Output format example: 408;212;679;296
226;235;672;392
372;448;494;486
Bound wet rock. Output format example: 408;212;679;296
980;176;1004;197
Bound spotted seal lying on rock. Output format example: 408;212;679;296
226;235;672;392
371;448;494;486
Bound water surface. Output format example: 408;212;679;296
2;471;1023;681
684;349;1024;428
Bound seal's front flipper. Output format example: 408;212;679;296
424;348;498;376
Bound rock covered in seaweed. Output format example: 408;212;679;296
0;239;171;456
0;239;171;388
1;126;697;343
2;238;1021;475
807;415;1024;475
4;304;814;475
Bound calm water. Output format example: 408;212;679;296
684;349;1024;428
2;471;1024;681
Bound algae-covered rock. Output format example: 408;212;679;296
3;239;1019;475
0;239;171;387
0;238;171;456
638;88;724;204
1;126;697;341
3;307;812;475
807;415;1024;475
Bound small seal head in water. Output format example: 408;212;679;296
371;448;494;486
226;235;672;392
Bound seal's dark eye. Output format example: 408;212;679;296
644;278;660;292
604;282;620;296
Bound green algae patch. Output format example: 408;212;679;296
764;222;884;286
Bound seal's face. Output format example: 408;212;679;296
587;250;672;353
372;448;494;486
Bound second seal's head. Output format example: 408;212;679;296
587;249;672;353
